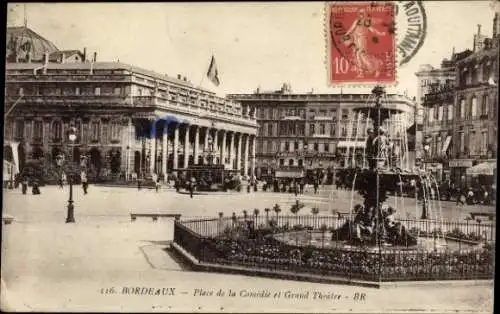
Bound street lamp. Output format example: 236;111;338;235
66;127;77;223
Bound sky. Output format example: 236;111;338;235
6;2;499;98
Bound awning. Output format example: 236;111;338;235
441;136;452;155
275;170;304;178
466;161;496;176
337;141;366;148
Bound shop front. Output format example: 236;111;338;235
449;159;474;187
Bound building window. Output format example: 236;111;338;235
289;159;294;166
289;122;296;135
470;131;476;154
114;87;122;95
319;124;325;135
309;123;315;135
330;109;337;119
91;121;101;141
285;141;290;152
341;124;347;137
268;124;273;136
52;121;62;140
341;109;349;119
436;136;442;157
325;143;330;152
459;98;465;119
319;109;327;116
481;132;487;154
263;140;268;153
137;88;143;96
110;122;120;141
34;120;43;139
279;122;287;136
279;159;284;166
459;132;465;153
75;87;80;95
447;105;453;120
352;125;357;137
94;87;101;95
428;108;434;122
294;141;299;150
14;120;24;138
471;97;477;118
297;123;305;136
481;94;489;115
330;123;336;136
314;143;319;151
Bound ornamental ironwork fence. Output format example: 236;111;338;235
173;215;495;282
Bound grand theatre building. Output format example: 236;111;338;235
4;27;258;181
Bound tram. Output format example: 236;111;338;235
176;165;241;192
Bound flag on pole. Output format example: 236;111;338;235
206;55;220;86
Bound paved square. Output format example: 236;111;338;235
1;186;494;312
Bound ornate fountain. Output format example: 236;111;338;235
332;86;442;250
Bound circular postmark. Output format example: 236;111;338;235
395;0;427;65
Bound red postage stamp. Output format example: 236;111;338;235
327;2;396;85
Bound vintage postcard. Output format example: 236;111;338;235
2;2;497;313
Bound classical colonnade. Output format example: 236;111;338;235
128;118;257;178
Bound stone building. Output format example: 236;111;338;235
4;26;258;181
450;16;499;185
228;84;416;177
415;53;462;162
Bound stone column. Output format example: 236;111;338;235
244;134;249;176
127;117;133;179
229;132;235;170
162;122;168;177
221;130;227;166
236;133;242;171
204;127;210;164
184;125;190;168
213;129;219;164
251;135;256;177
149;120;157;174
194;126;200;165
173;124;179;171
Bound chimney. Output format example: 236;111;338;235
60;52;65;64
183;76;187;81
477;24;481;36
83;47;87;62
93;52;97;62
177;74;181;80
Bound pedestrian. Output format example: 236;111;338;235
21;177;28;195
299;179;304;195
32;179;41;195
455;187;465;205
81;171;88;195
152;173;159;192
313;180;319;194
293;180;298;196
189;176;196;198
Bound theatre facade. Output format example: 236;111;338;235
4;27;258;181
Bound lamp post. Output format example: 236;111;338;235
59;127;77;223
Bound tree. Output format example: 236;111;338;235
264;207;270;223
253;208;260;226
273;203;281;220
243;210;248;220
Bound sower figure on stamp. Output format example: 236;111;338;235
342;8;387;78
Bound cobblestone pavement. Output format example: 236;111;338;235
1;186;494;312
